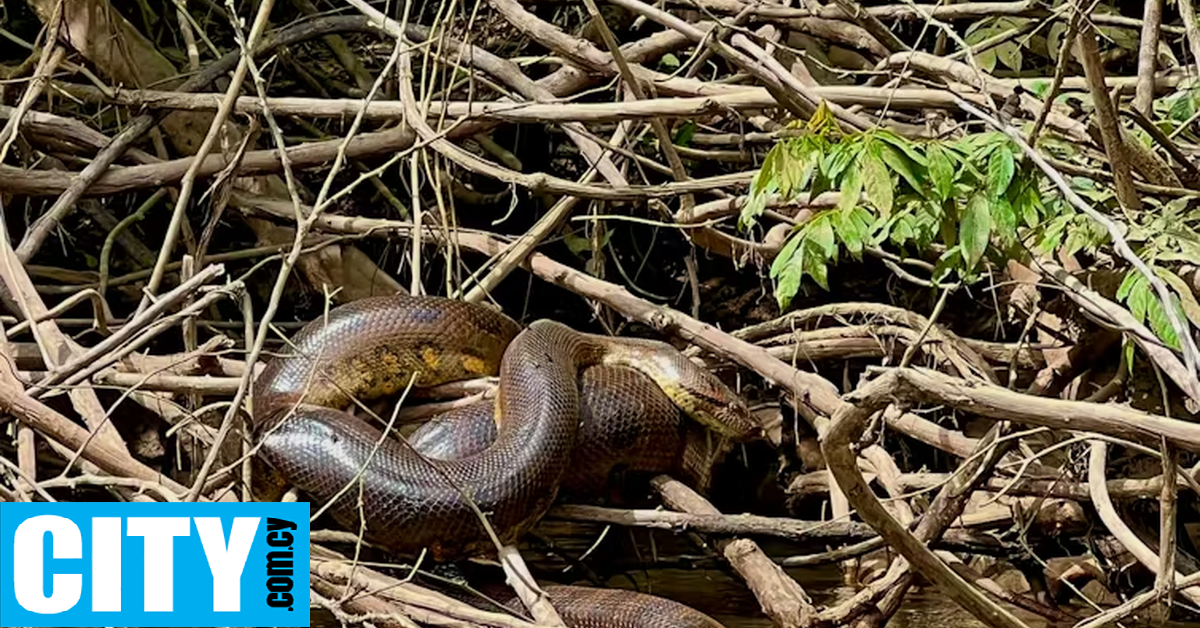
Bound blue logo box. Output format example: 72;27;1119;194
0;501;310;627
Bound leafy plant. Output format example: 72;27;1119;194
964;17;1029;73
1116;269;1189;350
1154;83;1200;142
743;103;1200;357
744;103;1058;309
1114;196;1200;350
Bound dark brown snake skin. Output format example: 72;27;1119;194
512;586;726;628
408;364;693;497
252;295;756;628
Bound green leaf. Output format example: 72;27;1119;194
796;144;820;191
993;195;1016;242
995;41;1023;71
987;145;1016;198
941;200;959;249
769;234;805;310
773;141;791;185
823;140;855;182
911;208;937;249
836;206;868;258
769;231;804;280
965;17;998;38
796;141;821;193
963;132;1003;162
809;214;837;259
890;213;916;245
851;205;875;231
742;147;783;229
1036;214;1070;253
740;175;777;230
838;162;863;213
758;147;780;187
875;131;928;167
1179;235;1200;262
953;133;989;157
862;150;894;215
974;48;998;73
1116;270;1139;301
660;53;681;70
932;246;963;283
1156;267;1200;330
1146;292;1181;350
1017;182;1042;227
804;244;830;291
879;143;923;193
961;194;992;270
1169;91;1198;123
928;144;954;201
1027;79;1050;99
674;120;696;146
774;266;802;309
777;144;801;199
1063;219;1096;258
564;232;587;256
806;101;840;134
1128;279;1151;324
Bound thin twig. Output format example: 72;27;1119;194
184;19;404;503
136;0;278;315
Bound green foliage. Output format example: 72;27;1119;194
745;105;1200;359
1153;85;1200;144
964;17;1028;73
1109;197;1200;349
747;106;1060;309
1116;269;1189;351
674;121;697;147
563;229;611;257
1092;6;1143;52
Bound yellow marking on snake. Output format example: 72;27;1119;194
421;347;441;370
461;355;488;375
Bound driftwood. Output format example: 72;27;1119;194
1;1;1200;627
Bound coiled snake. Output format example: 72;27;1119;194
253;295;759;628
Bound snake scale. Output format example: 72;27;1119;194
252;295;759;628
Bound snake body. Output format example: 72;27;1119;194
407;363;701;497
253;295;756;627
512;586;726;628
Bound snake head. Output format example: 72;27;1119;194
608;339;762;442
706;390;762;442
673;370;761;442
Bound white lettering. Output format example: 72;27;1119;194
126;517;190;612
91;518;121;612
194;517;259;612
13;515;82;614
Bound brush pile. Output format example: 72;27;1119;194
1;0;1199;626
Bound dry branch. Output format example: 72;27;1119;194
2;2;1199;627
547;504;1012;552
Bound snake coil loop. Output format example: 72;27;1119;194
253;295;758;628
